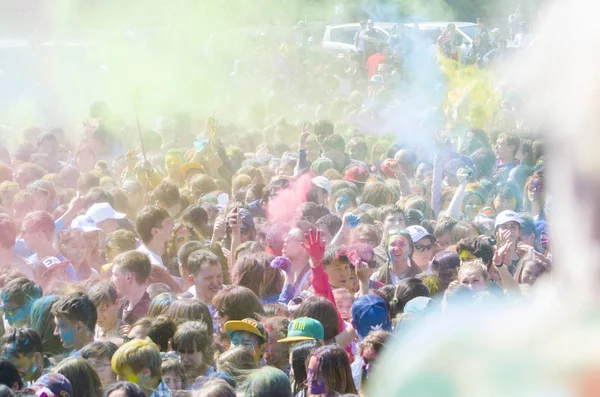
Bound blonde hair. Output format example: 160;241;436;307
459;259;489;283
216;346;258;385
111;338;162;379
232;174;252;195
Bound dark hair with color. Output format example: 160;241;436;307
167;298;213;332
89;281;118;308
0;277;42;306
290;340;320;396
148;292;178;318
294;296;339;342
308;344;357;395
30;295;64;355
212;286;264;322
244;367;291;397
1;327;43;359
172;321;215;369
0;358;23;391
81;341;118;361
232;255;264;297
390;277;430;319
315;214;343;237
104;381;146;397
136;206;170;244
51;293;98;332
147;316;178;352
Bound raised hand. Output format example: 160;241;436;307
228;207;241;235
299;122;311;150
493;241;512;266
302;229;326;266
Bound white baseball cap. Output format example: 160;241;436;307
495;210;522;229
86;203;126;224
311;176;331;196
71;215;102;233
406;225;435;243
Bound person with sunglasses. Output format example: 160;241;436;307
0;277;42;327
407;225;437;272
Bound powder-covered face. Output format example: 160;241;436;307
388;235;410;263
165;154;183;176
1;299;31;327
527;178;544;202
335;195;353;215
463;194;484;219
53;316;77;349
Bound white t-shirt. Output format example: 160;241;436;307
136;245;166;270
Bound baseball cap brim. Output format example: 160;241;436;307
414;232;435;242
277;335;316;343
113;212;127;219
224;321;263;340
78;225;103;233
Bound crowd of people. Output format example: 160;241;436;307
0;7;549;397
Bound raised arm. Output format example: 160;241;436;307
303;229;345;335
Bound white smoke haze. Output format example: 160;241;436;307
370;0;600;395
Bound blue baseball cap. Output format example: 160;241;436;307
351;294;391;340
31;373;73;397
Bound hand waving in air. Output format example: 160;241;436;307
302;229;326;267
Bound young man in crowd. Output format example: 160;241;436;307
179;250;223;321
322;248;352;290
1;327;45;384
21;210;78;281
153;180;182;219
80;341;118;388
0;277;42;327
494;134;520;180
171;321;215;380
164;148;185;188
111;251;152;325
89;281;124;340
51;293;97;356
111;338;171;397
495;210;522;274
321;134;366;173
225;318;268;364
136;206;174;269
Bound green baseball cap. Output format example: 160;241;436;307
277;317;324;343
